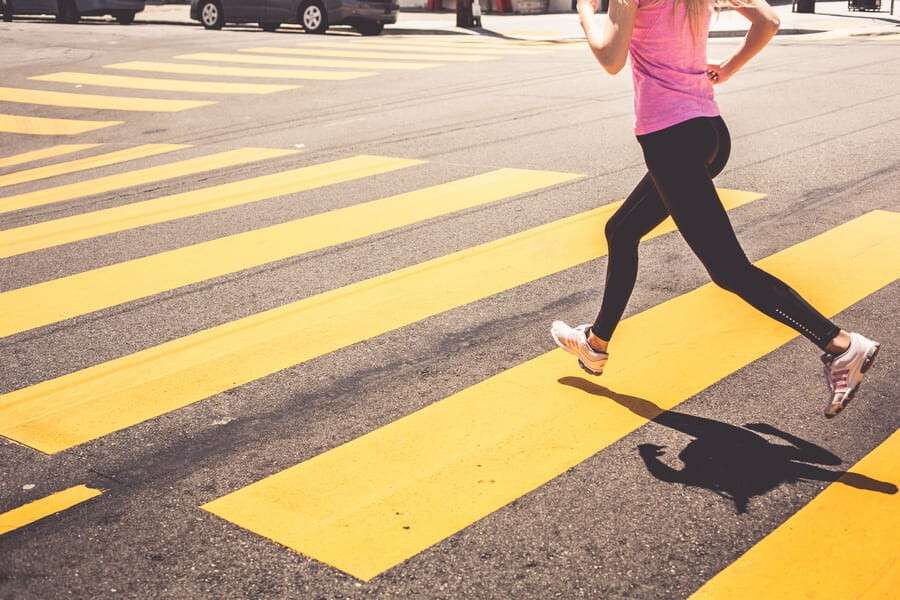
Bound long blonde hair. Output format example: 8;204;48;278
669;0;756;43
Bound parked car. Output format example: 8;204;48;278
190;0;398;35
0;0;144;23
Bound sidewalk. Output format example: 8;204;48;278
395;1;900;39
140;0;899;39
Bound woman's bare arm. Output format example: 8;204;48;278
707;0;780;84
578;0;639;75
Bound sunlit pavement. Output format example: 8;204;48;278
0;11;898;599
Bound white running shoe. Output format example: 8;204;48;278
821;332;881;418
550;320;609;375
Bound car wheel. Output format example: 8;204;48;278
259;21;280;31
56;0;79;23
354;20;383;36
199;0;224;29
299;0;327;34
114;10;135;24
1;0;13;22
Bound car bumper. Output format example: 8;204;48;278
355;10;396;23
78;0;144;12
348;1;398;23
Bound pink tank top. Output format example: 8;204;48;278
629;0;720;135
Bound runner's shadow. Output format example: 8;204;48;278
559;377;897;514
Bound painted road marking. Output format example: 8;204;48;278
0;144;187;190
0;166;577;335
691;429;900;599
0;86;215;113
0;485;102;536
0;189;762;453
0;144;100;169
105;61;374;81
0;155;421;259
0;114;122;136
201;210;900;581
176;52;438;71
31;72;299;95
304;41;546;55
240;47;495;63
0;147;299;215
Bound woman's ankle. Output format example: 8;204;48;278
824;330;851;355
587;330;609;353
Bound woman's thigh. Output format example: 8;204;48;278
638;118;748;272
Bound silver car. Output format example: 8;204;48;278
0;0;144;23
190;0;398;35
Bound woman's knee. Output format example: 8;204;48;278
707;260;753;294
605;216;639;249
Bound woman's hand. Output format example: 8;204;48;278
706;61;733;85
708;0;780;85
577;0;600;17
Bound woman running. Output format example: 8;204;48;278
551;0;880;417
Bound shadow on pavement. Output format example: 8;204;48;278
1;15;197;25
559;376;897;514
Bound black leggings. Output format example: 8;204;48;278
591;115;840;351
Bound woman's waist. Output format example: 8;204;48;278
632;72;716;105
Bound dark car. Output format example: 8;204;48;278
190;0;397;35
1;0;143;23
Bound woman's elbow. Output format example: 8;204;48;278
598;50;626;74
602;58;626;74
749;16;779;38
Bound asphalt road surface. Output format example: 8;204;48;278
0;15;898;600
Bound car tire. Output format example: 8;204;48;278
259;21;280;31
56;0;79;23
114;10;135;24
298;0;327;34
354;20;383;36
1;0;13;22
199;0;224;29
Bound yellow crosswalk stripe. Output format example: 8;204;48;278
0;155;421;259
691;429;900;599
0;147;299;215
0;86;215;113
0;166;578;335
176;52;438;71
105;61;374;81
0;188;762;453
201;210;900;581
304;41;546;55
0;144;187;190
0;485;102;536
0;144;100;169
30;72;299;95
0;114;122;136
240;46;495;62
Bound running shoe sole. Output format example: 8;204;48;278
577;359;603;377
